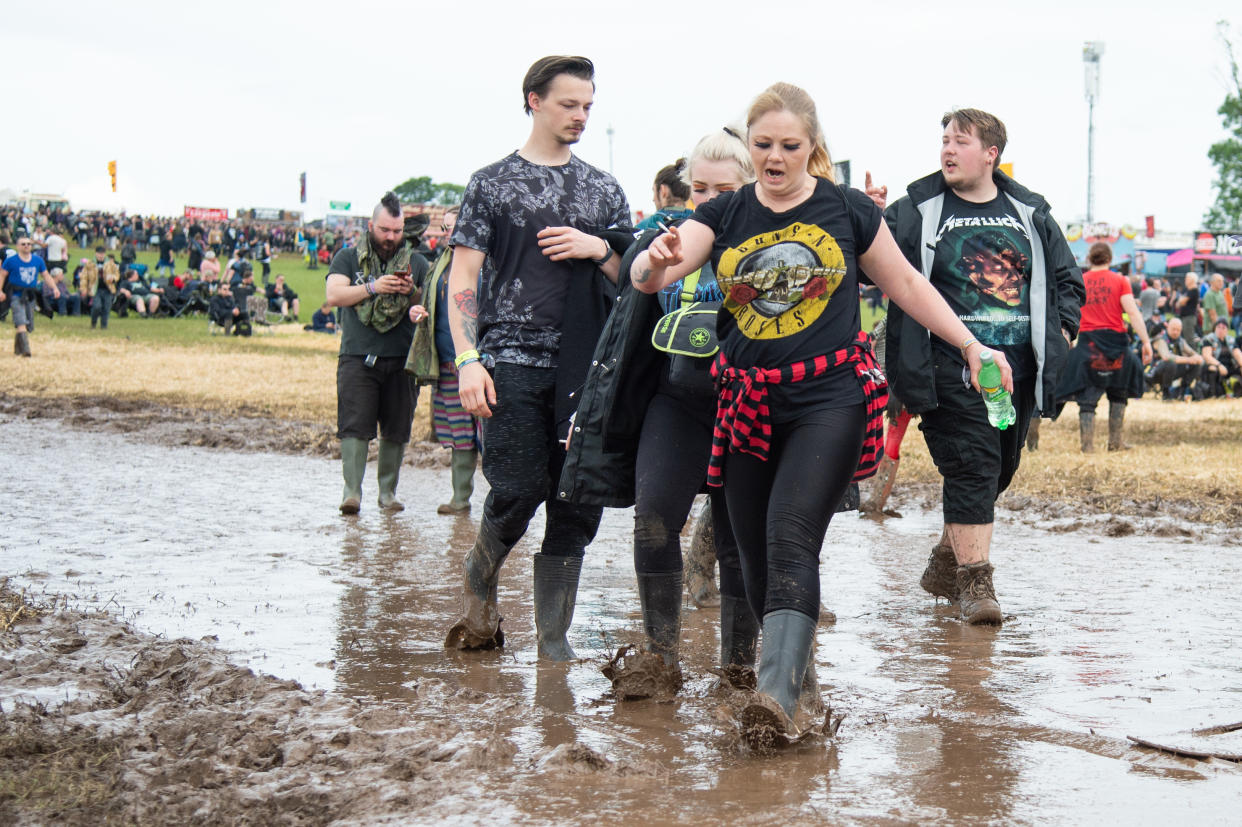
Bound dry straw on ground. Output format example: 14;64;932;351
4;330;1240;524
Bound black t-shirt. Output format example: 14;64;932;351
450;151;631;368
689;179;882;419
930;189;1036;379
328;246;417;357
1179;287;1199;317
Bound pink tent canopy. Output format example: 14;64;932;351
1166;248;1242;267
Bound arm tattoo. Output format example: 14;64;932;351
453;288;478;318
635;267;652;285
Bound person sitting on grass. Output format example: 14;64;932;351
42;268;82;316
200;250;221;286
265;274;300;320
208;282;250;336
1200;318;1242;398
119;269;162;317
306;302;337;334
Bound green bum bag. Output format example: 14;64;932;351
650;268;719;396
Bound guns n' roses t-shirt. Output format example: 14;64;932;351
930;189;1036;379
689;178;882;419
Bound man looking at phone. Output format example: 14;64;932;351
326;191;430;514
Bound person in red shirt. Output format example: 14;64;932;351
1056;242;1152;451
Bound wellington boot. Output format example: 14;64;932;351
437;449;477;514
799;638;826;716
956;562;1003;625
719;594;759;668
1107;403;1130;451
1079;411;1096;453
1025;417;1040;451
860;453;899;514
445;523;508;650
532;554;583;662
685;503;720;608
739;609;816;751
919;541;958;601
338;438;367;515
15;332;31;357
637;571;683;665
13;333;20;355
376;439;405;512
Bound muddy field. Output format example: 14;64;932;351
2;402;1241;824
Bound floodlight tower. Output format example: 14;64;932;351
1083;41;1104;223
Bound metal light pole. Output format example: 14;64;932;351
1083;41;1104;223
606;124;615;174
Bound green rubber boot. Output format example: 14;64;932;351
339;437;367;515
377;439;405;512
438;449;477;514
533;554;583;662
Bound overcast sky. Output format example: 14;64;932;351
6;1;1239;233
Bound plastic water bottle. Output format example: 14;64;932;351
977;349;1015;430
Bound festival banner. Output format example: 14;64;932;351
184;206;229;221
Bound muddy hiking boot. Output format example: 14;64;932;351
445;525;508;651
1107;403;1130;452
920;541;958;602
376;439;405;512
532;553;583;662
685;506;720;608
738;609;816;752
437;448;477;515
338;438;367;515
956;562;1003;625
1079;411;1096;453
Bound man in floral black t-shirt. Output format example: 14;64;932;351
443;55;631;661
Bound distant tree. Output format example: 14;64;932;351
393;176;465;206
1206;21;1242;231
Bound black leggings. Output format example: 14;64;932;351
633;385;741;598
723;403;866;622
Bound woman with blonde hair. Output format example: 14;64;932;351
630;83;1010;747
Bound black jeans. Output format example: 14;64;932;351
918;351;1035;525
723;403;866;622
479;363;602;561
633;378;741;599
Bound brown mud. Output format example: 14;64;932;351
3;406;1241;823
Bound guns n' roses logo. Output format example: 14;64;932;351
717;222;846;340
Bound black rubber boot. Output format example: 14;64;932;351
919;541;958;601
444;522;508;650
15;331;30;357
376;439;405;512
1079;411;1096;453
637;571;683;665
739;609;816;750
532;554;583;662
720;594;759;667
1107;402;1129;451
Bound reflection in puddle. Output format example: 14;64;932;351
4;414;1241;821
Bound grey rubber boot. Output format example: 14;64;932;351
438;448;477;514
637;571;683;665
1107;402;1129;451
339;438;367;515
755;609;817;721
684;505;720;608
444;522;508;650
532;554;583;662
376;439;405;512
919;541;958;601
16;331;31;357
720;594;759;667
1079;411;1096;453
957;562;1003;625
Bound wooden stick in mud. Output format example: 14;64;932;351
1190;720;1242;736
1126;735;1242;762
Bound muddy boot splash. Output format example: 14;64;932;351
685;505;720;608
602;645;684;701
444;526;508;650
920;540;959;602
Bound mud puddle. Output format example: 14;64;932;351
3;414;1241;824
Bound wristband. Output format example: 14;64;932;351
456;357;480;370
959;336;979;359
591;243;614;267
454;349;480;369
365;279;376;296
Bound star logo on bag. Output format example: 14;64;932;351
689;328;710;348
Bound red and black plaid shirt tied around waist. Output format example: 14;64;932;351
707;330;888;487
